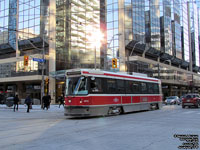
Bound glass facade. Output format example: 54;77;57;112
124;0;133;46
132;0;145;43
0;0;41;45
124;0;146;48
189;2;200;67
56;0;102;70
171;0;182;59
18;0;41;40
107;0;119;58
180;0;189;62
0;0;9;44
160;0;173;55
8;0;17;49
56;0;67;70
145;0;160;50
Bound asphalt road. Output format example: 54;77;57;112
0;104;199;150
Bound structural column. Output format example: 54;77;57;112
118;0;126;72
48;0;56;104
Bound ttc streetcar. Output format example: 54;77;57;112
64;69;162;117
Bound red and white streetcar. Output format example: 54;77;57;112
64;69;162;117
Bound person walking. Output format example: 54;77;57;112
43;95;49;110
13;94;19;112
25;95;32;113
58;94;64;108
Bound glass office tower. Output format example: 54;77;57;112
160;0;173;55
106;0;120;58
56;0;104;70
145;0;160;50
0;0;9;44
180;0;190;62
189;1;200;67
171;0;182;59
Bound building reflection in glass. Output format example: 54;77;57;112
56;0;102;70
0;0;9;44
160;0;173;55
180;0;189;62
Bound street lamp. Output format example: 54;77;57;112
127;41;142;74
129;41;143;57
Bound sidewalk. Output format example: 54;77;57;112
0;104;64;112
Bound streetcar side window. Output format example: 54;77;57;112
153;84;159;94
107;79;116;93
126;80;132;94
90;77;103;93
148;83;154;94
141;82;147;94
132;81;140;94
117;80;125;93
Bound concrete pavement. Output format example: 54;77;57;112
0;104;199;150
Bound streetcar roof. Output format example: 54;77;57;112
65;69;160;83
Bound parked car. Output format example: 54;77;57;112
182;93;200;108
5;97;14;107
164;96;180;105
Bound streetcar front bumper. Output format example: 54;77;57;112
64;106;91;117
64;105;109;117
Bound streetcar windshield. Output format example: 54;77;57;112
65;76;88;96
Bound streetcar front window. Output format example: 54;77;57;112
66;77;88;96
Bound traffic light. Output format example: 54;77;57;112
24;55;29;66
112;58;117;68
45;77;49;85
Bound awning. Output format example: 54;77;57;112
125;40;145;54
49;70;66;80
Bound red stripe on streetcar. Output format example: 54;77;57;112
65;95;162;106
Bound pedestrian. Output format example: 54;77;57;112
43;94;50;110
58;94;64;108
25;95;32;113
13;94;19;112
42;95;46;110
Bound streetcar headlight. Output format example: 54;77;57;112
68;100;71;103
80;100;82;103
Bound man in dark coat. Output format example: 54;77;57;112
13;94;19;112
42;95;49;110
25;95;32;113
